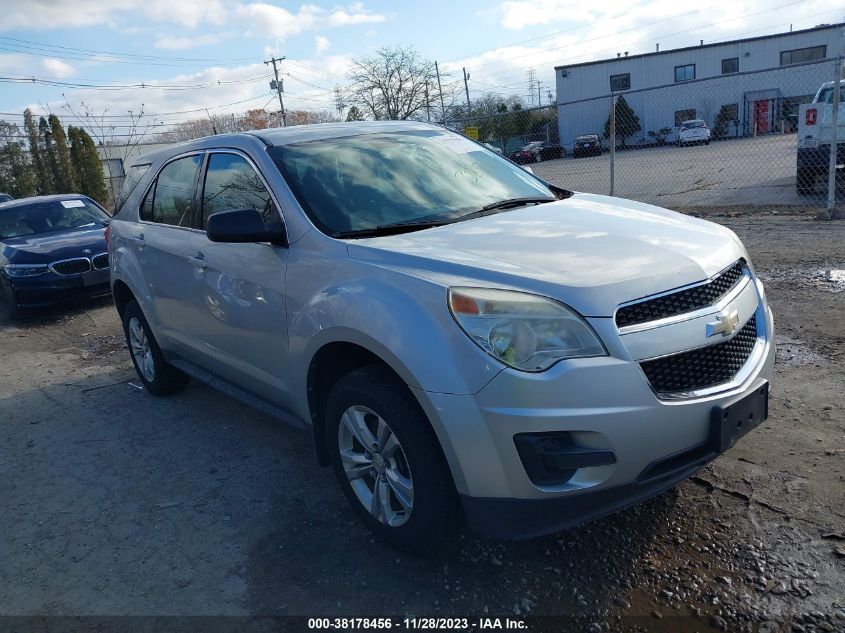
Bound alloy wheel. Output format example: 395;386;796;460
128;316;155;382
338;405;414;527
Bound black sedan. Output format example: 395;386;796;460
509;141;566;164
573;134;602;158
0;194;111;319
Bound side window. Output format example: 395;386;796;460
116;163;150;212
201;153;280;229
142;155;202;226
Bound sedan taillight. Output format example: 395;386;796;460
806;108;817;126
104;225;110;244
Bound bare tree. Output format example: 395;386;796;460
62;98;155;205
347;46;443;121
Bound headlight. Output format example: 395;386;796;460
448;287;606;372
3;264;49;277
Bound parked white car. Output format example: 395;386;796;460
677;120;711;146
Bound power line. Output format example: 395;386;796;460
0;36;256;67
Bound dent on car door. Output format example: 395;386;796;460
186;151;292;405
135;154;202;352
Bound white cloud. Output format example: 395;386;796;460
0;0;225;30
315;36;331;54
154;34;225;50
235;2;386;39
325;8;386;27
42;58;76;78
236;3;322;39
499;0;601;30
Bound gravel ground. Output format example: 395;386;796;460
0;209;843;632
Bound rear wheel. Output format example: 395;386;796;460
122;300;188;396
0;275;20;321
796;168;816;195
325;365;457;553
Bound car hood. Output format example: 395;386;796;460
1;225;108;265
347;192;746;317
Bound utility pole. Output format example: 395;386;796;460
537;80;542;108
424;81;431;122
463;67;471;114
334;86;346;121
526;69;536;106
435;61;446;124
547;90;554;106
265;56;287;127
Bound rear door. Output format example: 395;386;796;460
132;153;203;352
185;150;292;406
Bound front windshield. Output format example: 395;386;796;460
268;129;555;236
682;121;705;129
0;198;109;240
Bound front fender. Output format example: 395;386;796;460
109;219;156;323
286;246;504;422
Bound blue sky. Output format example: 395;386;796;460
0;0;841;134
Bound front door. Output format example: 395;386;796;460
133;153;203;353
753;100;770;134
185;151;292;407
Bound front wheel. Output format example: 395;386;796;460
325;365;457;552
0;275;21;321
122;300;188;396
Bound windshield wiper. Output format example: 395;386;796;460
481;197;555;211
450;197;555;224
332;219;450;239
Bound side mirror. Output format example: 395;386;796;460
206;208;286;246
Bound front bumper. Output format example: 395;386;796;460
6;269;111;308
412;302;775;539
797;144;845;171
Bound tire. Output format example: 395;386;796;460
796;168;815;196
325;364;457;553
0;275;21;321
122;300;188;396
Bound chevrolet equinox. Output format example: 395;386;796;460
109;121;774;552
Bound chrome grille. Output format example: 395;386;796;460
639;315;758;395
51;258;92;275
92;253;109;269
616;261;745;328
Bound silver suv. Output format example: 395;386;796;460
109;121;774;552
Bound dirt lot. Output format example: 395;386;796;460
1;209;843;632
534;135;835;209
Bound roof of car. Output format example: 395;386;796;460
0;193;91;210
132;121;445;165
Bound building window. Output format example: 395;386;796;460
610;73;630;91
721;58;739;74
674;64;695;82
780;45;826;66
675;109;696;127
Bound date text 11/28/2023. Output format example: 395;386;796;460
307;617;527;630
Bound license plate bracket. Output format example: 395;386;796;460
710;381;769;453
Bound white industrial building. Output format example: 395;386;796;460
554;23;845;148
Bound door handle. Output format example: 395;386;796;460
188;253;207;269
132;233;145;245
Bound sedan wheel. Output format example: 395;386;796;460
338;405;414;527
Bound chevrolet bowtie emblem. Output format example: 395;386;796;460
706;309;740;338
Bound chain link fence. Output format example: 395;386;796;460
449;57;844;217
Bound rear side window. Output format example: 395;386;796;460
140;155;202;226
116;163;150;212
200;153;279;229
